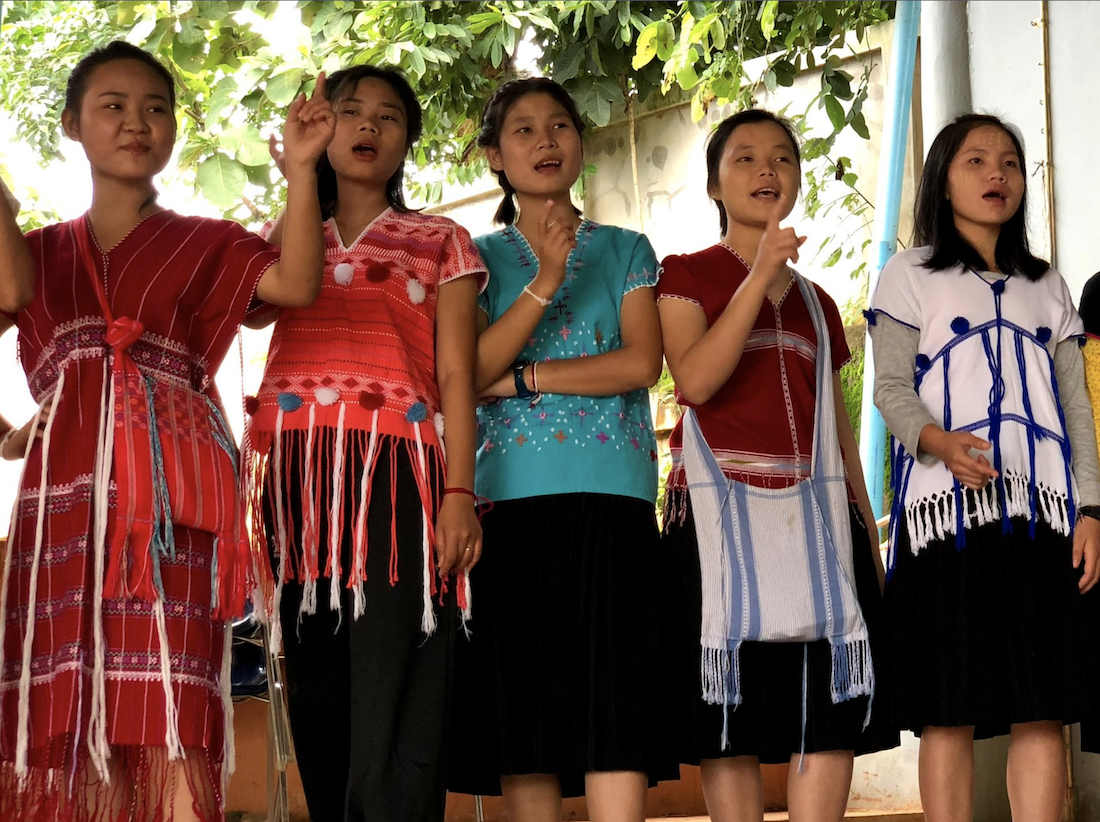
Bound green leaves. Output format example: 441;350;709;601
759;0;779;40
0;0;893;234
196;153;247;209
264;69;303;107
824;95;846;131
571;76;624;128
219;124;270;167
554;42;586;83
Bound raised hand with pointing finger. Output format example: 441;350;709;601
748;191;806;293
280;72;336;179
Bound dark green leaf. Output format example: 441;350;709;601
849;111;870;139
554;42;585;82
824;96;846;131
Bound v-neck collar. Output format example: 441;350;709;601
717;242;794;308
84;209;170;255
330;207;393;252
506;220;590;261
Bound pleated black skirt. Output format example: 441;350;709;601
447;493;680;798
663;498;900;765
886;514;1099;739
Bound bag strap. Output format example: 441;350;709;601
72;216;116;324
792;272;838;480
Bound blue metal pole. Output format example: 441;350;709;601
859;0;921;518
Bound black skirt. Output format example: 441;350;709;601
663;497;899;765
447;493;680;798
886;513;1099;738
262;434;456;822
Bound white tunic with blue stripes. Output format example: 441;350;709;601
870;247;1083;554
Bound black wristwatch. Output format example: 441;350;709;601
512;362;536;399
1078;505;1100;523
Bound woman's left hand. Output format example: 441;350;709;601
435;495;483;576
1;397;54;461
280;72;336;176
1074;515;1100;593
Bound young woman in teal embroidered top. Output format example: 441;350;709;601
447;78;676;822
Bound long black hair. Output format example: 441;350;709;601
317;65;422;220
914;114;1048;280
1081;272;1100;337
65;41;176;116
476;78;585;225
706;109;801;236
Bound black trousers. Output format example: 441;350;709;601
269;438;455;822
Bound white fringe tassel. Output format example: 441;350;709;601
903;470;1072;553
327;404;346;627
153;598;184;760
299;405;318;620
413;422;436;637
88;363;112;779
351;412;379;621
219;617;235;791
15;371;64;776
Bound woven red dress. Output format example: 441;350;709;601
0;211;279;822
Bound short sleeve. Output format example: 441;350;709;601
1051;270;1085;344
439;222;489;293
623;232;660;296
870;250;923;331
473;234;495;320
211;221;281;322
656;254;702;307
816;285;851;371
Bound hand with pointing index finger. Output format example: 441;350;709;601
280;71;336;179
749;191;805;289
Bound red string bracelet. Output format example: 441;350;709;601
443;487;495;520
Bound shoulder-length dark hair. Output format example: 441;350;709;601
914;114;1048;280
317;65;422;220
476;77;585;225
706;109;801;236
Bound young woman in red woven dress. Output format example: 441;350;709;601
0;41;333;822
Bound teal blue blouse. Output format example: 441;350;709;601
475;221;660;504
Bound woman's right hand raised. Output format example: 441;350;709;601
750;192;805;288
529;199;575;301
919;425;999;490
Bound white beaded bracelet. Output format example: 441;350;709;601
522;284;552;307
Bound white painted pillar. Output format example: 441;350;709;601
920;0;972;153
